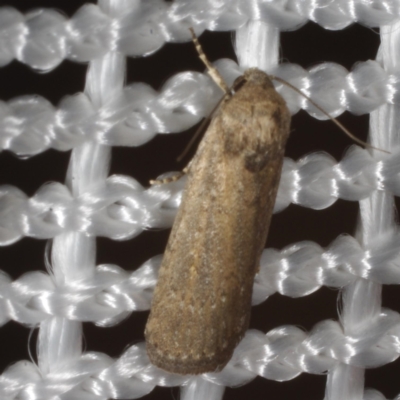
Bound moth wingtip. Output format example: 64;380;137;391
146;339;233;375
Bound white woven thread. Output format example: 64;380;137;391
1;1;400;400
1;231;400;326
1;147;400;245
324;19;400;400
1;318;400;397
1;60;399;156
2;1;400;70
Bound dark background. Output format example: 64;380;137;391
0;1;399;399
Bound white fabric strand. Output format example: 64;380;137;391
1;324;400;399
1;146;399;245
324;14;400;400
0;255;162;326
3;1;400;69
1;229;400;326
1;0;400;399
2;60;400;156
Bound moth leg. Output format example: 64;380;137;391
150;165;190;185
189;28;231;95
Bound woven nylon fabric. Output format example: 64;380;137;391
0;1;400;400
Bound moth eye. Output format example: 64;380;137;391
232;75;247;91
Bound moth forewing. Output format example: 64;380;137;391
145;69;291;375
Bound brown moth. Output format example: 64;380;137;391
144;30;291;375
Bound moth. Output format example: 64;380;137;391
144;29;291;375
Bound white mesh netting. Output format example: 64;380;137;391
1;1;400;399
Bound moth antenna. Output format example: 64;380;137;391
150;169;187;185
270;75;390;154
189;28;231;95
177;116;210;163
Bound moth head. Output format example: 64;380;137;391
232;68;274;92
